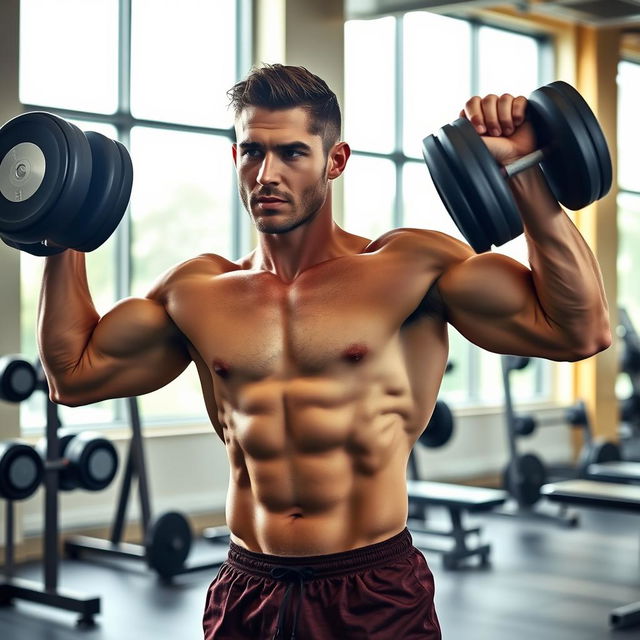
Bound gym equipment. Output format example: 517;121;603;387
0;111;133;255
0;440;43;501
36;428;119;492
0;355;38;403
0;368;100;628
422;81;612;253
65;397;227;581
618;308;640;440
405;396;508;569
499;355;578;526
542;479;640;629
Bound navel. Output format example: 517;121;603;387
342;344;369;364
212;359;231;379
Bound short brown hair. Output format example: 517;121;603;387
228;64;341;153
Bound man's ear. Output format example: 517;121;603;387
327;142;351;180
232;143;238;167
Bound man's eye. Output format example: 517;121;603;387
242;148;262;158
284;149;303;159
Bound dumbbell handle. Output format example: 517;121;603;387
502;149;546;178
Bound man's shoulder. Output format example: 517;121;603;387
146;253;239;300
367;227;473;267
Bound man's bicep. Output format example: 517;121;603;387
436;253;569;358
56;297;191;405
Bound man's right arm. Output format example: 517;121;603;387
38;251;191;406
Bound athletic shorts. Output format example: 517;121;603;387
202;527;441;639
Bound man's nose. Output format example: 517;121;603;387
257;153;280;186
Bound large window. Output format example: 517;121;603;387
616;59;640;399
18;0;252;431
344;11;552;406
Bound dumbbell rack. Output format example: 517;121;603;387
64;397;227;581
0;396;100;628
495;355;579;527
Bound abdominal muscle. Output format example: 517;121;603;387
222;384;415;556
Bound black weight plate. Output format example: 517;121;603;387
513;415;537;437
551;81;612;201
75;139;132;252
0;440;44;501
145;511;192;578
453;117;522;245
528;84;600;210
442;122;513;251
63;132;123;249
44;118;93;247
420;400;454;448
503;452;547;506
0;112;69;242
423;132;492;253
1;235;67;256
0;356;37;403
579;439;621;476
65;431;119;491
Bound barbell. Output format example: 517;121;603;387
422;81;612;253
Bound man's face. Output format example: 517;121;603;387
232;106;331;234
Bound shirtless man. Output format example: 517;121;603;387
37;65;611;639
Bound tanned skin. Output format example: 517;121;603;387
38;94;610;556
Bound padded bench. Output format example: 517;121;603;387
587;460;640;483
407;480;507;569
542;479;640;629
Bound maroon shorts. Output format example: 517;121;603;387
202;528;441;639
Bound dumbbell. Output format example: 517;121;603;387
422;81;612;253
0;355;38;403
0;111;133;256
0;440;44;500
419;400;454;448
37;428;119;492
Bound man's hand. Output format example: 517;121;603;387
459;94;536;167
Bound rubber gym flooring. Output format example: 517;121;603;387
0;506;638;640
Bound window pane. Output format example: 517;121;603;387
403;12;471;158
19;0;118;112
439;328;471;404
478;27;540;97
345;18;395;153
618;191;640;321
343;155;395;239
618;61;640;192
129;127;233;421
402;161;464;241
131;0;236;128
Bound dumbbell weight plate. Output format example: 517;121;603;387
420;400;454;448
422;132;493;253
0;356;38;403
74;138;133;252
528;82;603;211
0;112;70;241
578;440;621;476
64;431;119;491
0;440;44;501
145;511;193;579
503;452;547;506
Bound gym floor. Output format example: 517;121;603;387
0;506;638;640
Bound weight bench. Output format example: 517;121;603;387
587;460;640;483
541;479;640;629
406;480;507;569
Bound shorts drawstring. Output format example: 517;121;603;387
270;566;316;639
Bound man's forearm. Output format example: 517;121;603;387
37;251;101;390
510;167;610;353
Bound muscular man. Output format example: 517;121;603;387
38;65;610;639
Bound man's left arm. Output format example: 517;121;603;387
435;93;611;361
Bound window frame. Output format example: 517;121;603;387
18;0;253;432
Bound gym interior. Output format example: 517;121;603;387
1;0;640;638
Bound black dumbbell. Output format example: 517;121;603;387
422;81;612;253
0;440;44;501
37;428;119;492
0;355;38;403
419;400;454;448
0;111;133;256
